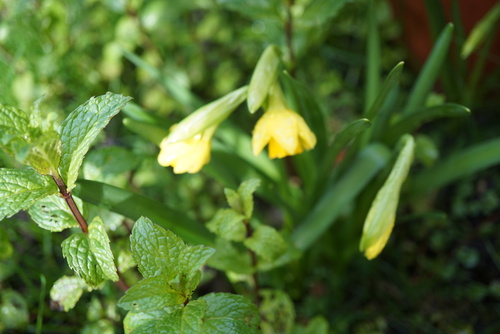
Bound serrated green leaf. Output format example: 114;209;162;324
130;217;185;279
260;290;295;334
244;225;287;262
359;135;415;260
28;194;81;232
0;226;13;260
88;216;119;282
0;168;58;221
207;239;254;275
0;104;30;155
49;276;88;312
237;179;261;218
118;276;186;312
61;217;118;287
199;293;260;333
130;217;214;285
206;209;247;242
59;93;132;191
26;131;62;176
247;45;281;113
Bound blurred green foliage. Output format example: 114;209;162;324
1;0;500;333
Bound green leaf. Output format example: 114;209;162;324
49;276;88;312
238;179;261;218
297;0;348;26
199;293;260;333
410;137;500;195
248;45;281;113
293;316;329;334
365;61;404;120
216;0;283;20
82;146;139;184
0;168;58;221
0;290;29;329
403;23;454;115
0;226;13;260
244;225;287;262
461;3;500;58
73;180;214;246
385;103;470;142
207;239;254;275
61;217;118;287
365;0;381;114
118;276;187;312
260;290;295;334
130;217;215;281
359;135;415;260
28;194;81;231
59;93;132;191
25;131;62;176
122;118;168;146
293;143;391;250
0;104;30;155
207;209;247;242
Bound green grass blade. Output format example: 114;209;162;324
364;0;381;114
461;3;500;59
385;103;470;142
403;23;454;115
410;137;500;195
74;180;214;246
293;143;391;250
365;61;404;120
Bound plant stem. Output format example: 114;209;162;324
51;175;88;234
245;219;261;305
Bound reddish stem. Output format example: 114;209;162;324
51;175;88;234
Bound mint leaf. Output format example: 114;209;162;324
244;225;287;262
223;179;261;218
49;276;88;312
0;104;30;157
118;276;186;312
130;217;185;279
61;216;118;287
259;289;295;334
28;194;81;232
59;93;132;191
206;209;247;242
25;131;62;176
130;217;214;282
88;216;119;282
0;168;58;221
237;179;260;218
207;238;254;275
199;293;260;333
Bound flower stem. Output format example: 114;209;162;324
51;175;88;234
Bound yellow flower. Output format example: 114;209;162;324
157;126;215;174
252;83;316;159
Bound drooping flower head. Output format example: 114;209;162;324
252;83;316;159
157;86;248;174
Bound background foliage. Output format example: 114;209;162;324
1;0;499;333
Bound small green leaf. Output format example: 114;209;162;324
293;316;329;334
59;92;132;191
359;135;415;260
130;217;214;282
49;276;88;312
297;0;348;26
461;3;500;58
61;217;118;287
118;276;186;312
248;45;281;113
0;168;58;221
237;179;261;218
207;209;247;242
365;61;404;120
207;239;254;275
0;104;30;155
28;194;81;232
0;226;13;260
25;131;62;176
199;293;260;333
244;225;287;262
260;290;295;334
88;216;119;282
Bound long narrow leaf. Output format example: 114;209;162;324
293;143;391;250
365;0;381;114
74;180;214;246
